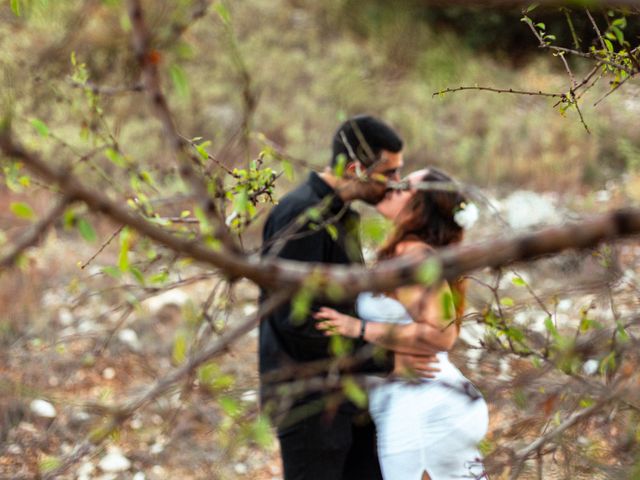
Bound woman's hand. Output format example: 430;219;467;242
313;307;361;338
394;352;441;379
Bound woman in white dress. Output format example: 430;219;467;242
314;168;488;480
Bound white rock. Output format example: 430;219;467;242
30;399;57;418
458;323;484;347
130;417;143;430
234;463;248;475
58;308;74;326
514;311;529;324
151;465;166;476
465;348;482;372
7;444;22;455
240;390;258;403
98;451;131;472
557;299;573;312
149;438;166;455
78;320;101;334
77;461;95;476
96;474;117;480
497;358;512;381
595;190;612;203
146;289;189;313
583;359;599;376
118;328;141;351
102;367;116;380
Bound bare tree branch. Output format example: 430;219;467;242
127;0;239;253
0;196;71;272
2;130;640;299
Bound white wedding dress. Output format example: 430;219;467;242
357;292;488;480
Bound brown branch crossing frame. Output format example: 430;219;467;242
2;130;640;297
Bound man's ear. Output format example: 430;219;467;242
345;161;363;178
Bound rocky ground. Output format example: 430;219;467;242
1;186;639;479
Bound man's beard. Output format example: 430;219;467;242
359;185;389;206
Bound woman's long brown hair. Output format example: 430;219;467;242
378;168;467;321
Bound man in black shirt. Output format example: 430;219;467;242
260;115;404;480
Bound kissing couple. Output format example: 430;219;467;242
259;115;488;480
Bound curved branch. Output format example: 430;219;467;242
2;130;640;298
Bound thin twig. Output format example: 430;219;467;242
433;85;566;99
593;74;632;107
585;8;607;52
80;225;124;269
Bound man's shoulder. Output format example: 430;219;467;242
268;178;319;224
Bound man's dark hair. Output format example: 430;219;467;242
331;115;403;168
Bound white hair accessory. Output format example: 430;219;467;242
453;202;479;229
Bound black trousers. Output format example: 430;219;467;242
277;409;384;480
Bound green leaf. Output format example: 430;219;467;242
512;277;527;287
39;456;61;473
281;158;294;181
105;148;127;167
170;64;190;100
579;317;603;332
329;335;353;357
31;119;49;138
130;266;145;286
544;316;559;339
415;258;441;285
506;327;524;342
172;331;187;365
219;396;242;417
197;362;219;385
10;201;35;220
342;377;368;408
118;227;130;272
612;17;627;29
251;415;273;447
101;266;122;279
149;271;169;284
10;0;21;17
325;224;338;241
525;3;539;13
291;288;313;324
599;351;616;375
333;154;347;178
500;297;514;307
194;141;211;161
441;290;455;320
77;218;97;242
611;26;624;45
306;207;321;221
193;206;213;235
215;2;231;24
233;188;249;214
212;374;235;390
535;22;546;30
604;38;614;52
